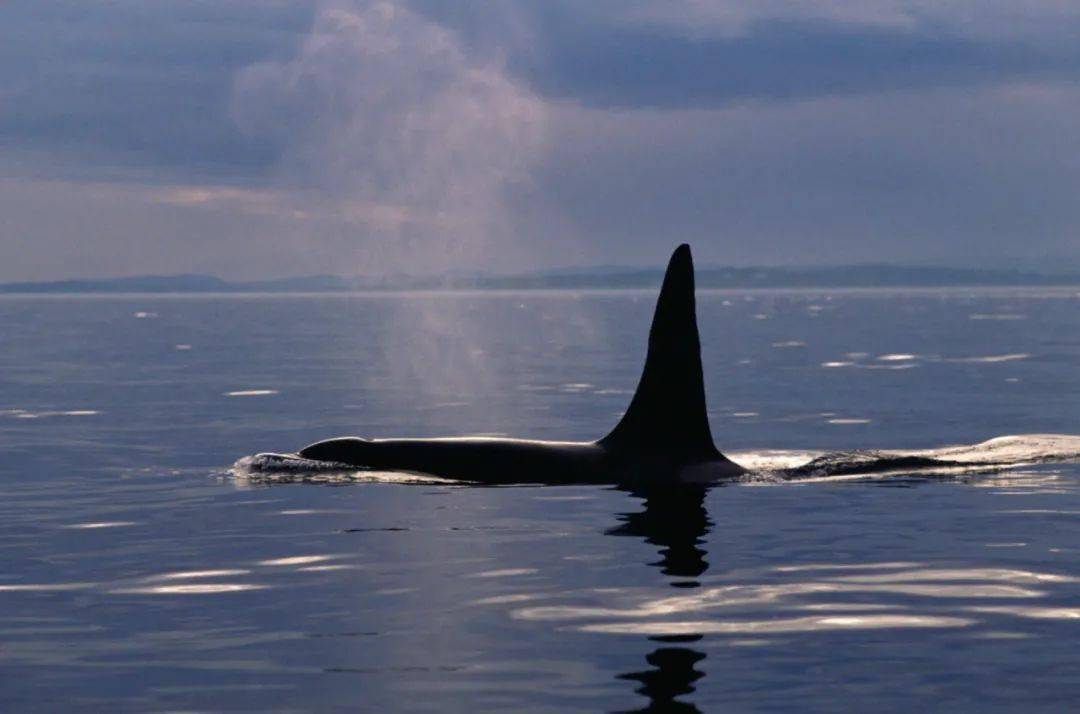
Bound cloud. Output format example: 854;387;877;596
621;0;1080;41
2;0;1080;280
456;0;1080;109
0;1;313;181
531;79;1080;268
230;1;547;271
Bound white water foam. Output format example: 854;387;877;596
231;453;462;486
732;434;1080;481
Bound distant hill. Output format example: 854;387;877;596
2;265;1079;293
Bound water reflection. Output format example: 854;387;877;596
617;635;705;714
608;485;712;712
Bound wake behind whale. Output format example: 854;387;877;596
237;243;1079;487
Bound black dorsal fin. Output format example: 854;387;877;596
599;244;720;462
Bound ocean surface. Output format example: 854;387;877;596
2;287;1079;712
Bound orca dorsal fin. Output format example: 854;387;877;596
599;244;721;462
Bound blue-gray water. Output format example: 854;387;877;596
2;288;1079;712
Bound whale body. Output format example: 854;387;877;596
298;244;745;485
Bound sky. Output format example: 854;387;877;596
2;0;1080;280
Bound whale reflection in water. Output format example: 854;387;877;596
610;485;713;712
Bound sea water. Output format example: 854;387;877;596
1;288;1078;711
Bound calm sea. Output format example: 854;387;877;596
2;288;1079;712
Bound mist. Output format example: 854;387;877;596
230;1;547;277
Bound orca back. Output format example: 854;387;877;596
599;244;721;463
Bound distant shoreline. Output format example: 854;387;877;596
2;270;1080;295
3;265;1080;294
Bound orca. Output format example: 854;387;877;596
298;244;745;485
